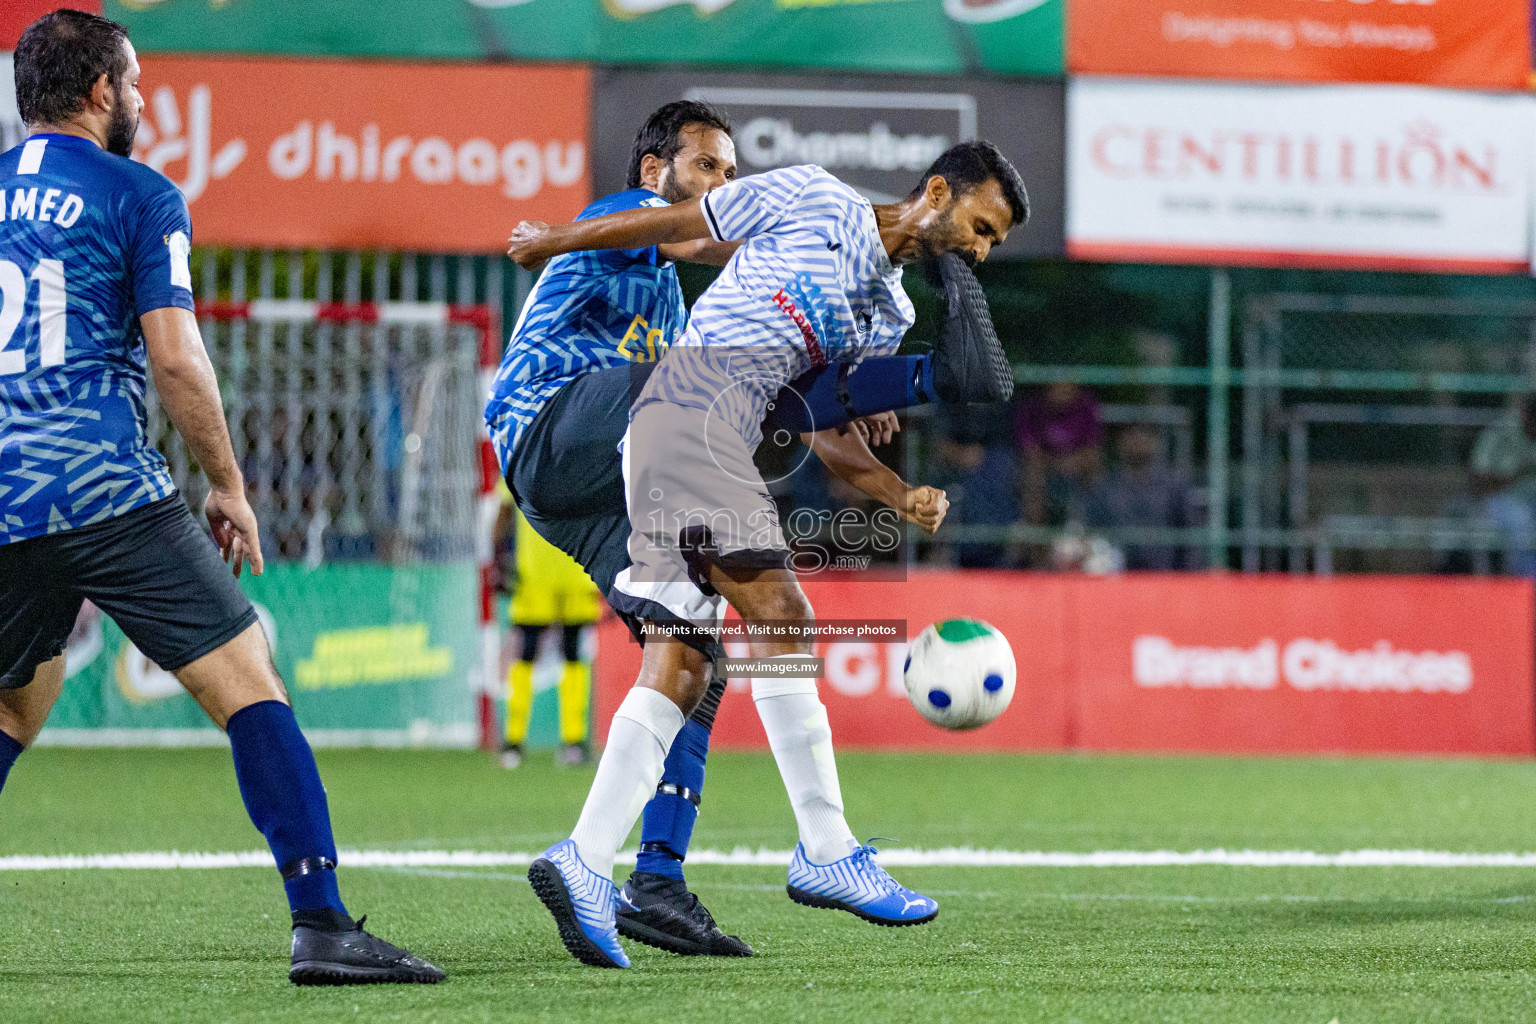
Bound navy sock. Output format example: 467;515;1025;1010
635;719;711;880
225;700;347;916
763;354;932;435
0;730;22;794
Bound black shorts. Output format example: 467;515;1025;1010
0;495;259;688
508;363;646;597
508;362;721;661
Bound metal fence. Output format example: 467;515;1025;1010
154;248;528;563
165;255;1536;576
951;272;1536;574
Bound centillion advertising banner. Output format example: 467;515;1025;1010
107;0;1063;76
129;56;591;252
1066;78;1536;273
1069;0;1529;90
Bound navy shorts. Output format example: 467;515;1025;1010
0;495;259;688
507;362;721;661
507;363;650;600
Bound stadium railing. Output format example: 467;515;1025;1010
934;278;1536;574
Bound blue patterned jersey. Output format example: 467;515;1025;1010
0;134;193;545
485;188;687;470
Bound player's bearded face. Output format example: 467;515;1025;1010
917;207;975;267
657;167;693;205
105;82;140;158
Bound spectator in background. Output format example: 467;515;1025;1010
931;405;1021;568
1083;424;1206;571
1015;382;1103;526
1470;393;1536;577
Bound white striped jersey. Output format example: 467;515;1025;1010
634;165;914;452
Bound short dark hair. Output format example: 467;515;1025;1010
14;9;131;127
626;100;733;190
912;140;1030;229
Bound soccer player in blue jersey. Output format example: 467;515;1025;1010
486;102;965;959
509;138;1026;968
0;11;441;985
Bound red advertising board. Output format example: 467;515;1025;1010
593;571;1534;757
1068;0;1529;90
1;2;98;50
130;57;590;252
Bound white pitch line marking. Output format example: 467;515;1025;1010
8;848;1536;871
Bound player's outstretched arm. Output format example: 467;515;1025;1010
142;306;263;577
657;238;741;267
507;201;713;269
804;418;949;536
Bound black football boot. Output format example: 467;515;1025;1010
929;252;1013;404
615;871;753;957
290;909;445;985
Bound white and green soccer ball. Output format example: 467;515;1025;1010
903;619;1016;730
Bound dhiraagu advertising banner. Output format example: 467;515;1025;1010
105;0;1063;76
36;563;480;747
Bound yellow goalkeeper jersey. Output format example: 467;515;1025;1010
501;484;601;626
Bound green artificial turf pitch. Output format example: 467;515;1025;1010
5;748;1536;1022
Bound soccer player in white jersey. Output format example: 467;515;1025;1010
508;142;1028;968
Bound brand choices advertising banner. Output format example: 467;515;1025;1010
594;571;1535;756
1069;0;1529;89
107;0;1063;76
127;56;590;252
593;69;1065;258
38;563;479;746
1067;78;1536;273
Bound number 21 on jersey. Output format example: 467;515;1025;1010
0;257;67;376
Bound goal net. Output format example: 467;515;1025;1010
40;301;500;748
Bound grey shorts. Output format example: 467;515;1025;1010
610;401;790;641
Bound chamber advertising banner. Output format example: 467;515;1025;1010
1066;78;1536;273
126;56;590;252
1069;0;1529;90
107;0;1063;76
594;69;1065;258
595;571;1534;756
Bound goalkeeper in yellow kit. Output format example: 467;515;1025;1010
494;484;599;768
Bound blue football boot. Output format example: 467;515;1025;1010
527;839;631;968
786;839;939;926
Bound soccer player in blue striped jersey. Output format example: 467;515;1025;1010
488;103;957;961
510;140;1027;967
0;11;440;984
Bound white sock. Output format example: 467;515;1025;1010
569;686;685;880
752;658;857;865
